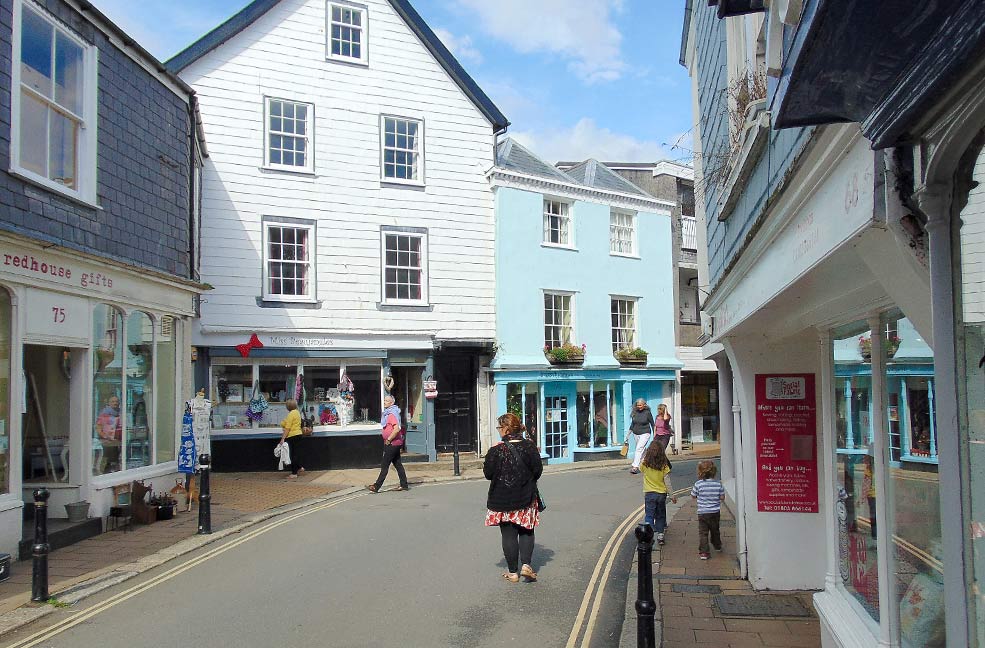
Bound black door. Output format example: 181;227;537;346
433;353;477;453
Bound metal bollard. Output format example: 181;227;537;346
635;523;656;648
31;488;50;602
453;429;461;476
197;454;212;535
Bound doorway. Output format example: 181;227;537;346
390;366;426;455
22;345;77;484
433;353;477;453
543;383;574;462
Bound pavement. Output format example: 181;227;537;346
0;443;722;640
621;494;822;648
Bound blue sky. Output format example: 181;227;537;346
95;0;693;164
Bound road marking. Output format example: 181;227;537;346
5;492;366;648
566;503;645;648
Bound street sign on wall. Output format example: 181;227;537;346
755;373;819;513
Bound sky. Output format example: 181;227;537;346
94;0;694;165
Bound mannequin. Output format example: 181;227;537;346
179;389;212;511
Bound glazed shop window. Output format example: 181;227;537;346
347;365;382;423
263;222;314;301
328;2;367;64
381;116;423;183
0;290;9;494
212;364;254;429
257;365;299;428
543;199;571;246
576;382;618;448
610;210;635;255
93;305;125;475
382;231;427;304
831;322;880;622
611;298;637;352
881;313;945;647
155;317;177;462
264;98;313;172
544;292;573;349
506;383;540;444
124;311;154;471
304;365;341;426
13;0;97;203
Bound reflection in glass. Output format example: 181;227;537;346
155;317;176;462
212;364;253;429
304;365;341;426
506;382;540;445
20;93;47;177
833;322;880;621
0;291;9;493
347;365;381;423
93;304;124;475
125;312;153;470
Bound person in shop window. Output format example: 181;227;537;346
96;395;123;441
862;453;877;539
367;396;408;493
278;399;306;480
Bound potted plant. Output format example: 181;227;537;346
150;492;177;520
64;501;90;523
544;343;586;366
859;335;901;361
615;347;648;366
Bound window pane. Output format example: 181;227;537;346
54;31;83;115
19;93;48;177
256;365;297;427
304;365;341;426
832;323;879;622
0;292;9;493
49;110;77;189
347;365;381;423
212;364;253;429
93;305;124;475
155;317;177;461
21;8;53;98
270;100;282;117
125;312;154;470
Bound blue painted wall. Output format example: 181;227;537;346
493;187;679;369
690;2;815;289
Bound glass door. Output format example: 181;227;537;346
391;366;425;455
543;384;574;462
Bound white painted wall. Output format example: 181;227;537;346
179;0;496;341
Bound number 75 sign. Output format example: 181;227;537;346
24;289;89;346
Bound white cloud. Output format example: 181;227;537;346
456;0;626;83
433;27;483;65
511;118;673;164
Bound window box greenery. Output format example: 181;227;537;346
614;347;648;365
544;343;586;365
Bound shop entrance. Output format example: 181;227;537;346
22;345;81;485
543;384;574;462
390;366;426;455
433;353;476;453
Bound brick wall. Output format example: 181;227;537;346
0;0;193;279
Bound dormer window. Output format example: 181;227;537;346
328;2;368;65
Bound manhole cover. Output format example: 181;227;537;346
713;595;811;617
672;584;722;594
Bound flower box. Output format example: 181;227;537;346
614;348;648;366
617;356;647;366
544;343;586;366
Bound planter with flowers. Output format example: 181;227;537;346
615;347;648;366
544;343;586;366
859;335;901;362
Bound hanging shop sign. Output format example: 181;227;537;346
423;377;438;399
755;373;819;513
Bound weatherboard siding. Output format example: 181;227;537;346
178;0;496;339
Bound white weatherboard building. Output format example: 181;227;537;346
167;0;509;468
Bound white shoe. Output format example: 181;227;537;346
657;533;665;544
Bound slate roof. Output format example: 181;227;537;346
562;159;653;197
165;0;509;132
495;138;576;183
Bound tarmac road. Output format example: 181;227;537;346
1;461;700;648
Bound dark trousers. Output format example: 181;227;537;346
373;444;408;490
285;435;304;476
867;497;877;539
655;434;671;451
698;512;722;554
644;492;668;533
499;522;535;573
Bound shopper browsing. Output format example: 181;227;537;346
691;460;726;560
628;399;654;474
640;440;676;545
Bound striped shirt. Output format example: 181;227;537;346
691;479;725;514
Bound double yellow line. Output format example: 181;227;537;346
6;492;365;648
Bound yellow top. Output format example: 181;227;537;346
281;409;302;438
641;464;671;494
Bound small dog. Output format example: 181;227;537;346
170;478;199;512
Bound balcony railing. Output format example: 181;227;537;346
680;216;697;261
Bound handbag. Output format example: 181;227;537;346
620;440;629;457
246;381;268;422
503;441;546;512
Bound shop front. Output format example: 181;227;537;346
194;334;441;469
492;368;676;464
0;234;200;559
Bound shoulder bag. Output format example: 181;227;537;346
246;381;269;422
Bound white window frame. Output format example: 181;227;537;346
543;198;574;249
10;0;99;205
262;220;317;303
326;1;368;65
380;115;424;186
380;229;429;306
610;296;638;352
544;291;575;349
263;97;314;174
610;209;637;256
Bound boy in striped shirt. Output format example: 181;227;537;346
691;460;726;560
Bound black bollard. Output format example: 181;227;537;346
197;454;212;535
635;523;656;648
31;488;50;602
453;429;460;476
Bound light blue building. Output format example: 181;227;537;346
489;139;681;463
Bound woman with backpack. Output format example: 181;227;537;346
367;395;409;493
484;413;544;583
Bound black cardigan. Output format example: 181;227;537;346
484;435;544;512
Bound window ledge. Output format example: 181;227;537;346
256;297;323;309
381;179;426;189
717;103;770;222
900;454;938;464
541;243;578;252
8;168;99;210
610;252;640;259
377;302;433;312
259;166;317;178
326;55;369;68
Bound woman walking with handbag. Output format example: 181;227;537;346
654;403;674;451
628;399;654;474
484;413;544;583
278;399;305;479
367;396;409;493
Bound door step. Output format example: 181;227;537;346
19;517;103;561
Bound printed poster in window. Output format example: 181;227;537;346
755;374;818;513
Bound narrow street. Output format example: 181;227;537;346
1;462;699;648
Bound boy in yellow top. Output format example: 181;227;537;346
640;440;677;545
278;399;305;479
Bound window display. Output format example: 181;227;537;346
0;290;9;493
576;382;617;447
93;304;124;476
125;311;153;470
506;382;540;443
155;317;177;462
212;365;253;429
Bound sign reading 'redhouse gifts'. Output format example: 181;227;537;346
2;251;114;291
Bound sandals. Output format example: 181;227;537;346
366;484;379;493
520;564;538;582
395;486;409;491
502;572;520;583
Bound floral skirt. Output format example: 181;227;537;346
485;504;540;530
